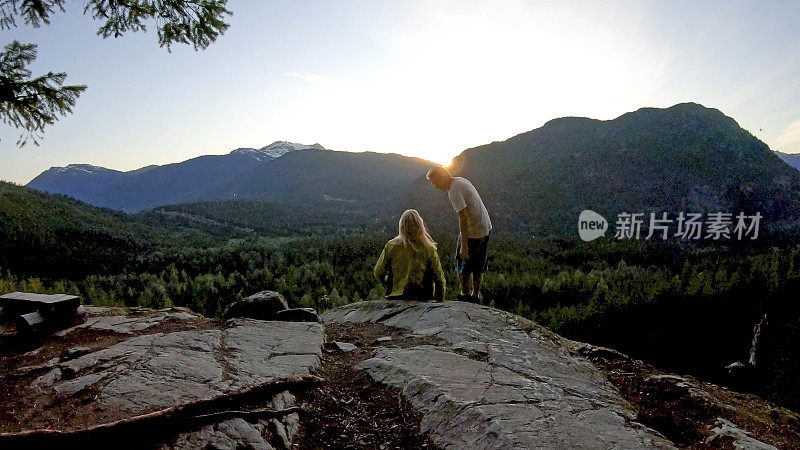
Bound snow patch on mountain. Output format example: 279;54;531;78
52;164;116;175
230;141;325;162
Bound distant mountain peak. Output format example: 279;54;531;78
263;140;325;150
230;141;326;162
51;164;116;175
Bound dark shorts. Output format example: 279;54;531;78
455;233;490;275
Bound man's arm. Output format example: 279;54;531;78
458;207;470;260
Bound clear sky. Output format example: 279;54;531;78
2;0;800;184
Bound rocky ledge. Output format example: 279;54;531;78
2;299;797;449
324;300;673;448
0;306;323;449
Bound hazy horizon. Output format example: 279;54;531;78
2;0;800;184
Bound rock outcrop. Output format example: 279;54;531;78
1;306;324;448
3;299;796;449
324;300;673;448
49;318;321;414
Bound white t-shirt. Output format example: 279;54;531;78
448;177;492;238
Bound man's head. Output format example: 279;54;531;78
426;166;453;191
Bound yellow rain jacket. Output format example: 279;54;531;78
374;237;446;298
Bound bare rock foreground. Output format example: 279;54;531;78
4;300;792;448
0;306;323;449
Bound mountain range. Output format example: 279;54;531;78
25;103;800;240
28;141;328;212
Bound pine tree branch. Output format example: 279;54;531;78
0;1;231;147
0;40;87;147
0;0;66;29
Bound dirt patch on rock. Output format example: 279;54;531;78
294;322;447;449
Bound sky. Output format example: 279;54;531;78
2;0;800;184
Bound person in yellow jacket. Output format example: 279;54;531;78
374;209;446;301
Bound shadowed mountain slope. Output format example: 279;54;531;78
401;103;800;239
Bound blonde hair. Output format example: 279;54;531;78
397;209;437;250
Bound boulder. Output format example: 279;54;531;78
223;291;289;320
42;318;323;414
274;308;320;323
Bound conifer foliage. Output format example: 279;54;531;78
0;40;85;147
0;0;231;146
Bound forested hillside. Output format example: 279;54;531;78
0;181;223;278
402;103;800;239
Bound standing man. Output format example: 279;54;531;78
426;166;492;304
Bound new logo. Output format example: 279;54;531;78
579;210;608;241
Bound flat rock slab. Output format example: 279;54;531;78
324;301;674;449
56;306;202;335
16;309;324;429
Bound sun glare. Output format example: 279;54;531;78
262;1;668;167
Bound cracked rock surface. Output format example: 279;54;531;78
45;318;323;416
323;300;674;449
55;306;201;336
2;307;324;437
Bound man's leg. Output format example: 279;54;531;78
471;235;489;305
458;272;471;296
456;233;473;298
472;273;483;305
